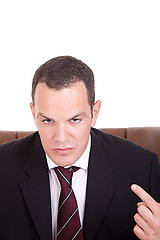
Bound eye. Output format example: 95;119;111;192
42;118;53;124
71;118;81;124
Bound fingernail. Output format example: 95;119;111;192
132;184;137;191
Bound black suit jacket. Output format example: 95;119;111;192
0;128;160;240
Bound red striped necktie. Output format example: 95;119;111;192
54;166;83;240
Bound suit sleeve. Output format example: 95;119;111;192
149;153;160;202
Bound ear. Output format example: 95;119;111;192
30;102;36;121
91;100;101;127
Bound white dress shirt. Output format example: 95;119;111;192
46;136;91;240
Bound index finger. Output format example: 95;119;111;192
131;184;157;212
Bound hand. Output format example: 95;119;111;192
131;184;160;240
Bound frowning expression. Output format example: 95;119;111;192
30;81;100;166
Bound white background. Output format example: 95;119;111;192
0;0;160;131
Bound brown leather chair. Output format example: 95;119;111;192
0;131;34;144
1;127;160;164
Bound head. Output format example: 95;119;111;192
31;56;95;112
30;56;101;166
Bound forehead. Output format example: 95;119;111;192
34;81;88;100
34;82;90;115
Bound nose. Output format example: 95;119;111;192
54;124;69;144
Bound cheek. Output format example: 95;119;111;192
37;127;53;146
39;133;50;148
74;127;90;145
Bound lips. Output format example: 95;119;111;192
54;148;73;155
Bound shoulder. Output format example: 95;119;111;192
0;132;40;159
91;127;151;151
91;128;157;163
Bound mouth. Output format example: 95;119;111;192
53;148;73;155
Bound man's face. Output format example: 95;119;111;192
30;81;101;167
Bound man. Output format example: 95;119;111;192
0;56;160;240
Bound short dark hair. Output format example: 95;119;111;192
32;56;95;110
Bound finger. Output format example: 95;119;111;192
134;212;148;232
133;224;146;240
131;184;157;213
137;202;145;207
137;204;153;223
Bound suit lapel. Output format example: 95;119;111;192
19;134;52;240
83;130;116;240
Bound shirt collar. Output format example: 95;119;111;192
46;134;91;171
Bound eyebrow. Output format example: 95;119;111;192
37;113;51;118
69;112;87;120
37;112;87;120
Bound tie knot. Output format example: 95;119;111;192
54;166;79;188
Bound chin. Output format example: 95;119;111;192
49;156;76;167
